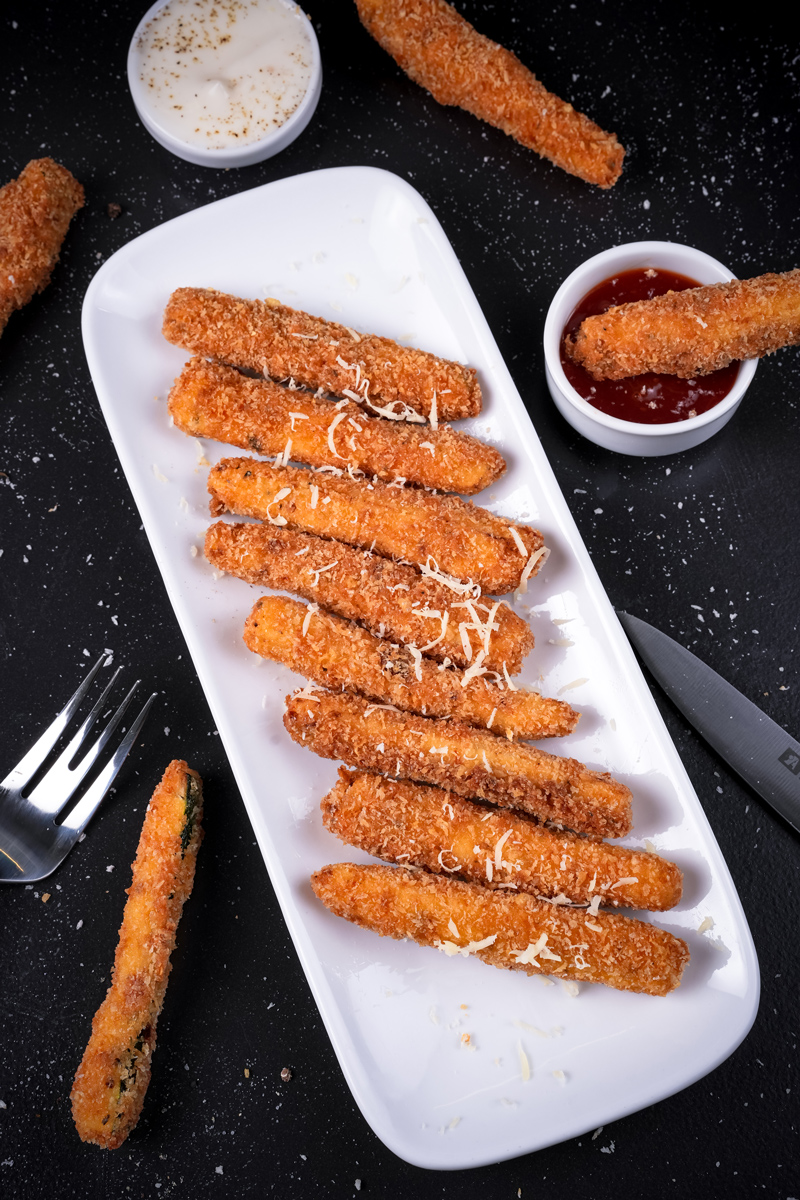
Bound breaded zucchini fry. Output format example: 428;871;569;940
355;0;624;189
0;157;84;336
245;596;575;738
209;458;546;595
70;761;204;1149
205;521;534;673
311;863;689;996
284;690;632;838
566;269;800;380
168;358;503;495
322;769;681;910
163;287;481;421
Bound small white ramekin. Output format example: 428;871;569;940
544;241;757;456
127;0;322;169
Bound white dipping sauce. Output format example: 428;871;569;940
134;0;313;150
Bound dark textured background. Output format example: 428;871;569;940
1;1;799;1196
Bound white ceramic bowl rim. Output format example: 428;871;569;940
127;0;322;165
544;240;758;438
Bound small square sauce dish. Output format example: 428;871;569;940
544;240;758;456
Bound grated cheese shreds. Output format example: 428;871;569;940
486;707;497;729
460;650;488;687
448;917;460;938
407;645;423;681
610;876;639;890
502;662;517;692
429;390;438;431
494;828;513;871
265;486;292;526
420;557;479;597
436;934;497;957
511;933;562;965
481;750;493;774
517;1041;531;1082
310;484;319;509
327;412;348;460
363;703;400;718
418;610;449;653
558;677;588;695
515;546;548;595
509;526;528;557
437;850;459;872
485;856;493;882
459;622;474;663
420;441;436;457
308;561;338;586
301;603;319;638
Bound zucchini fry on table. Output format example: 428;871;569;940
284;689;632;838
354;0;624;189
322;769;682;910
205;521;534;674
163;287;481;422
245;596;575;740
209;457;546;596
311;863;689;996
0;157;84;336
70;761;203;1149
168;357;503;495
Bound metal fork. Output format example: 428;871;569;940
0;653;156;882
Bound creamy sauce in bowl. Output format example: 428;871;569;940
132;0;314;152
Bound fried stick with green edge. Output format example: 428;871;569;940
70;760;203;1149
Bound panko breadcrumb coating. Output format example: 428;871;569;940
245;596;575;739
355;0;624;189
205;521;534;673
163;287;481;421
311;863;689;996
168;357;504;495
70;761;203;1149
209;457;546;595
0;157;84;336
322;769;681;909
284;690;632;838
565;269;800;379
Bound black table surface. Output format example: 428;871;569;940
2;2;799;1196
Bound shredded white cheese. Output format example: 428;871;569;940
327;412;348;460
486;707;497;729
310;484;319;509
436;934;497;957
420;557;479;596
265;487;292;526
509;526;528;556
429;390;438;431
301;603;319;637
461;650;488;687
494;828;512;871
515;546;549;595
517;1041;531;1082
511;933;562;965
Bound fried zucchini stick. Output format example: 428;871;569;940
205;521;534;673
169;358;502;495
355;0;624;189
566;269;800;380
0;157;84;336
322;770;681;910
284;690;632;837
71;761;203;1149
163;287;480;421
311;864;688;996
245;596;575;739
209;458;546;595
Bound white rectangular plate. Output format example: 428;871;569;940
82;166;758;1170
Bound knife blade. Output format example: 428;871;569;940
617;610;800;835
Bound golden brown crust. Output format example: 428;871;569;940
311;863;688;995
70;761;203;1149
565;269;800;379
0;157;84;335
355;0;624;188
322;769;680;909
209;457;545;594
205;521;534;673
245;595;574;738
284;690;632;837
162;287;481;420
168;357;503;495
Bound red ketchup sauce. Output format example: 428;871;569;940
560;268;739;424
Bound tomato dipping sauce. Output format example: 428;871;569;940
560;268;739;424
